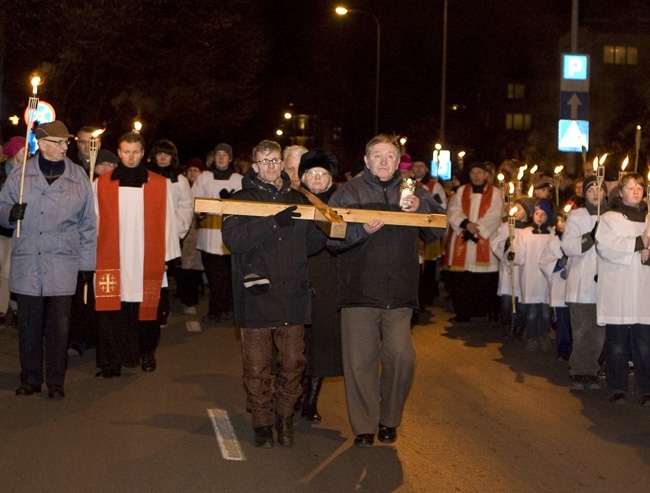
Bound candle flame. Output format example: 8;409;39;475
647;170;650;183
509;206;518;217
517;168;524;180
30;76;41;94
554;165;564;175
599;153;608;166
592;157;598;172
637;125;642;131
621;156;629;171
497;173;504;182
133;121;143;132
527;185;534;197
563;204;572;213
509;182;515;194
91;128;105;138
529;164;538;174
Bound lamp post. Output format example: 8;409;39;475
336;6;380;135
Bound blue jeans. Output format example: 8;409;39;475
500;295;526;328
605;324;650;399
525;303;551;339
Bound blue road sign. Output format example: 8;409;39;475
562;54;588;80
560;91;589;120
558;120;589;152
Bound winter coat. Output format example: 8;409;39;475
222;170;325;328
0;155;96;296
327;170;445;310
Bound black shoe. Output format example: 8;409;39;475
275;414;295;447
201;313;221;325
354;434;375;447
158;310;171;328
48;386;65;400
15;383;41;396
640;395;650;407
378;424;397;443
254;426;274;448
141;353;156;372
301;376;323;422
94;367;121;378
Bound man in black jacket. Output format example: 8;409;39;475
327;134;445;447
222;140;325;449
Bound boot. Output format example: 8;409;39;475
301;376;323;422
275;414;295;447
294;375;309;412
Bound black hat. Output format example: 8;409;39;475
298;149;338;180
214;143;233;162
467;161;488;172
582;174;607;198
96;149;119;165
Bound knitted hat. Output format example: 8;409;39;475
214;143;233;162
535;198;553;219
514;197;536;219
467;161;488;172
34;121;73;140
185;157;205;171
298;149;338;180
3;136;26;158
398;154;413;170
582;174;606;198
96;149;119;165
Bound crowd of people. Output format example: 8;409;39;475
0;123;648;453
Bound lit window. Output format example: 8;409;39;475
507;83;525;99
627;47;638;65
604;45;639;65
505;113;531;130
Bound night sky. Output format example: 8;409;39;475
1;0;642;168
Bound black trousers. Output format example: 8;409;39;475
200;252;233;317
96;302;160;369
17;294;72;388
449;270;500;319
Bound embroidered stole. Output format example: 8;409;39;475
446;183;494;270
95;171;167;320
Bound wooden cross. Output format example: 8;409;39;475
194;195;447;239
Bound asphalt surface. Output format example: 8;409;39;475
1;293;649;493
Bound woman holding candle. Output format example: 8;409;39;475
595;172;650;405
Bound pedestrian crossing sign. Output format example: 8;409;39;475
558;119;589;152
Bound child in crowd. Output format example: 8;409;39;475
512;199;554;351
491;197;535;337
540;213;572;361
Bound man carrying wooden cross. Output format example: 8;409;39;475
327;134;445;447
222;139;326;449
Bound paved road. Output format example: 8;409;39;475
1;295;648;492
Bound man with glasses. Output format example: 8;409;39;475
222;140;325;448
0;121;97;400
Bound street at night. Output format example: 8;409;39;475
1;294;648;493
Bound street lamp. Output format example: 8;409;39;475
336;6;381;135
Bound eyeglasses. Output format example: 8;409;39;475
42;138;70;147
304;170;330;178
256;158;283;166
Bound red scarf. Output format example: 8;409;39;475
445;183;494;270
95;171;167;320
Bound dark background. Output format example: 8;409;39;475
1;0;648;173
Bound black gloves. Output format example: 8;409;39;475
274;205;300;228
78;271;94;284
507;252;515;262
557;256;568;269
590;221;598;241
9;203;27;222
219;189;235;199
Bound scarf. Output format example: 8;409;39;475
609;195;647;222
95;171;167;320
446;183;494;270
212;165;234;180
